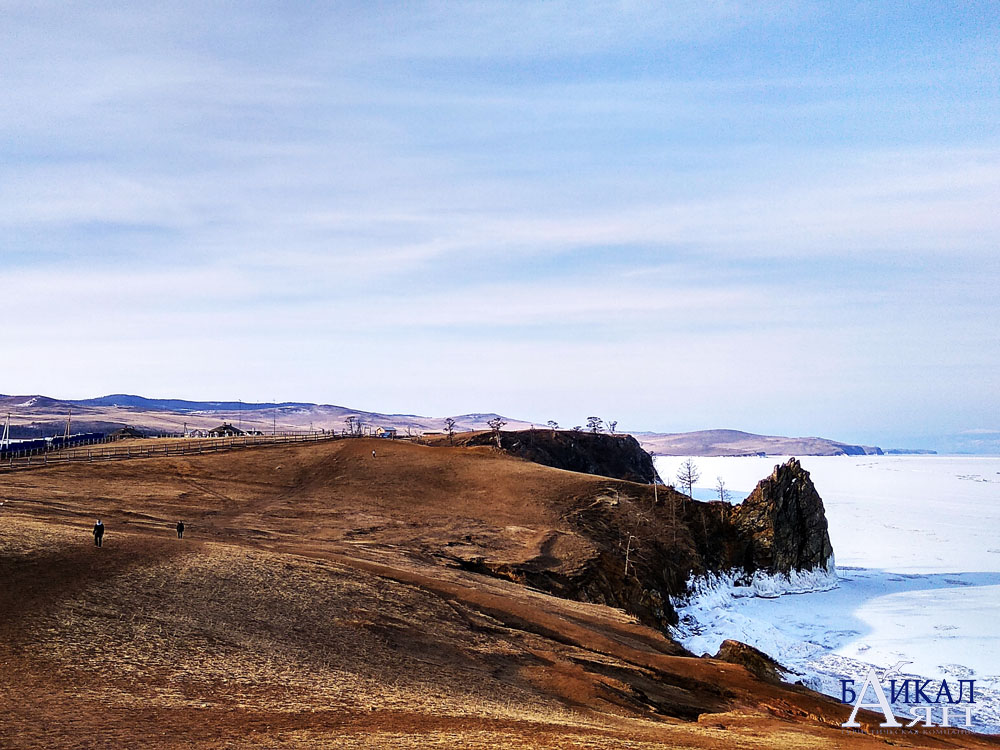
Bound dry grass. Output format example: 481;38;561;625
2;440;997;749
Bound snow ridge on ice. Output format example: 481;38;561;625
674;557;838;608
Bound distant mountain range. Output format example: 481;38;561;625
0;393;922;456
636;429;886;457
0;394;536;438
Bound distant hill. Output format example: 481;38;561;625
0;393;885;455
636;429;883;457
0;393;536;438
73;394;316;411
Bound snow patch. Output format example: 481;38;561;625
670;558;838;658
673;557;838;608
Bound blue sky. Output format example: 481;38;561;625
1;1;998;451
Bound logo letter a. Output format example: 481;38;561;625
842;668;903;728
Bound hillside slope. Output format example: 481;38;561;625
0;439;990;748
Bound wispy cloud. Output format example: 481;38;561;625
1;2;998;448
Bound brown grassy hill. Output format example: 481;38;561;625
0;439;992;749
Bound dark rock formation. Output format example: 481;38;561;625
731;458;834;574
457;429;661;484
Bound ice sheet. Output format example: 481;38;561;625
655;455;1000;732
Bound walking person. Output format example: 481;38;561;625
93;520;104;547
176;521;185;539
372;449;376;459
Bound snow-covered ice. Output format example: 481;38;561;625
655;454;1000;732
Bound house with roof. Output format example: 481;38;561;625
109;426;145;440
208;423;245;437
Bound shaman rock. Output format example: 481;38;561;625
732;458;834;574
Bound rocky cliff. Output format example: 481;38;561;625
454;429;661;484
731;458;834;574
446;450;835;636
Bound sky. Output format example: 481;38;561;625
1;1;998;451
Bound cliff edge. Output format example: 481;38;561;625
451;429;661;484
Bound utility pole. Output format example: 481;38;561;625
1;413;10;450
63;409;72;441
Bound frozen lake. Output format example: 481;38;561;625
653;454;1000;732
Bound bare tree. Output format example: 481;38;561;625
715;476;732;504
608;420;618;435
444;417;457;445
487;417;506;449
623;532;638;576
586;416;604;434
619;501;650;578
647;450;659;507
546;420;559;435
345;416;357;436
675;459;700;499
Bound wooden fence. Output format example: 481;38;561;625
0;432;341;473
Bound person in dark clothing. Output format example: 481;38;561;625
93;520;104;547
176;521;185;539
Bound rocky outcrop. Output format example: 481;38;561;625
457;429;661;484
550;458;835;635
731;458;834;574
439;449;834;642
713;640;789;684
